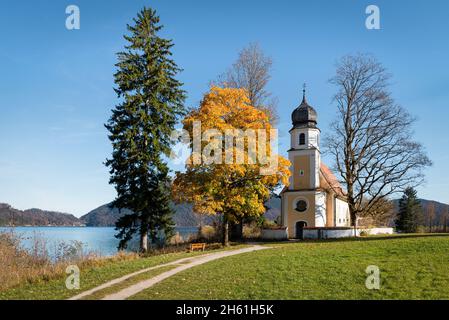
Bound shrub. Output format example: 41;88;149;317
0;230;137;292
199;225;218;242
262;219;278;229
169;232;185;245
243;222;261;239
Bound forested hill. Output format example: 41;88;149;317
79;202;218;227
0;202;218;227
392;199;449;226
1;198;447;228
80;198;282;227
0;203;83;226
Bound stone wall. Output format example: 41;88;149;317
260;228;288;240
303;227;394;239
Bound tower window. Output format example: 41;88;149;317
299;133;306;145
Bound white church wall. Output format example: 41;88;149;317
303;227;394;239
314;192;326;227
307;129;320;149
303;228;353;239
289;128;320;150
335;198;350;227
359;227;394;235
302;227;394;239
261;228;288;240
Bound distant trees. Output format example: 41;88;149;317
395;187;422;233
325;54;432;230
105;8;186;252
425;202;436;233
444;208;449;233
359;197;394;227
215;43;278;124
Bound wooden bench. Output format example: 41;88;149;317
189;243;206;252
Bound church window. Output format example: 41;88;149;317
295;200;308;212
299;170;304;176
299;133;305;145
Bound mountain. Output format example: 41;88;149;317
2;197;446;228
264;196;281;222
80;199;284;227
79;204;131;227
79;202;218;227
0;203;83;226
392;199;449;226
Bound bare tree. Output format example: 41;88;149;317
325;54;432;230
215;43;278;123
426;202;436;232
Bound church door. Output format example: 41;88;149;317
295;221;307;239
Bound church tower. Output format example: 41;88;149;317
281;86;328;238
288;87;320;191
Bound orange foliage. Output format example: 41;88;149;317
173;87;290;223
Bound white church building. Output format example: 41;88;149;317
279;90;351;239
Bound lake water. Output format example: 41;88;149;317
0;226;199;257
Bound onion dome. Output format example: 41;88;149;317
291;86;317;128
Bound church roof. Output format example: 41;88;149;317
320;163;346;199
291;93;318;128
279;163;347;200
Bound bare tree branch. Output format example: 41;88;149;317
324;53;432;226
213;43;279;124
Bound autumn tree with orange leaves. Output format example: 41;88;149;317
173;87;290;246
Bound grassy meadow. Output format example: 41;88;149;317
0;230;245;300
130;234;449;300
1;234;449;300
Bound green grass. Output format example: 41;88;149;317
0;245;245;300
129;234;449;300
82;265;178;300
4;236;449;300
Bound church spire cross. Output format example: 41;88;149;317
302;83;307;103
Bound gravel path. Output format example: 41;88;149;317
68;245;269;300
67;256;197;300
102;245;269;300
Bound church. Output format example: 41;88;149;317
280;89;351;239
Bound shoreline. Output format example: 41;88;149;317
0;225;199;228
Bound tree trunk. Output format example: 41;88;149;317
348;200;358;237
350;212;357;237
230;218;243;241
140;230;148;253
222;216;230;247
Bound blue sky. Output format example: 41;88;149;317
0;0;448;217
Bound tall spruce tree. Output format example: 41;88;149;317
395;187;421;233
105;7;186;252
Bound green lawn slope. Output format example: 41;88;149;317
131;234;449;300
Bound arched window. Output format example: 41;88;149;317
299;133;306;145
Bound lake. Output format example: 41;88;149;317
0;226;199;257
